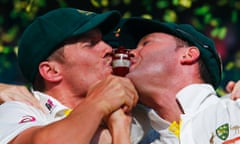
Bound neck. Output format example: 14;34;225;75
158;100;183;122
44;86;85;109
140;85;184;123
153;98;183;123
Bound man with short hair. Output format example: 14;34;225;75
0;8;138;144
121;18;240;143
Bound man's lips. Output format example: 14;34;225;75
129;58;137;69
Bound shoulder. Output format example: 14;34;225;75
0;101;39;114
0;101;48;124
189;99;240;126
0;101;48;144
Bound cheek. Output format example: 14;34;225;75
63;58;101;88
142;50;165;67
131;49;172;76
64;51;100;77
140;56;165;76
76;52;110;80
76;51;100;66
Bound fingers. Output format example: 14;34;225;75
121;77;139;106
104;109;132;144
112;76;138;111
86;75;138;116
104;109;132;132
226;81;235;93
230;80;240;100
110;76;138;112
122;88;138;112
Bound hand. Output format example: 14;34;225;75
90;109;132;144
105;109;132;144
86;75;138;116
0;83;44;111
226;80;240;100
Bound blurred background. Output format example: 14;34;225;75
0;0;239;96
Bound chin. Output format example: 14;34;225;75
105;70;113;77
127;72;144;87
126;72;137;81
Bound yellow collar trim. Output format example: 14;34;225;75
168;120;182;138
64;109;73;116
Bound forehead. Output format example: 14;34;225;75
80;28;102;39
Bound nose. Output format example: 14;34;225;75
129;49;138;58
101;41;113;54
100;41;114;58
102;40;113;52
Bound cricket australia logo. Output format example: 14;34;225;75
216;123;229;140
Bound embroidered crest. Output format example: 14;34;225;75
216;123;229;140
114;28;121;37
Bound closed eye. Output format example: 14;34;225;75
142;40;152;46
82;39;100;48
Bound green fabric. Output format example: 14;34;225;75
18;8;120;83
103;18;134;49
121;18;222;89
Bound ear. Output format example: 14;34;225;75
39;61;63;82
180;47;200;64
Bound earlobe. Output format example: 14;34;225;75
180;47;200;64
39;61;62;82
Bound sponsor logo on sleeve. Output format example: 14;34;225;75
18;115;36;124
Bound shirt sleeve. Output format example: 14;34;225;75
0;101;49;144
